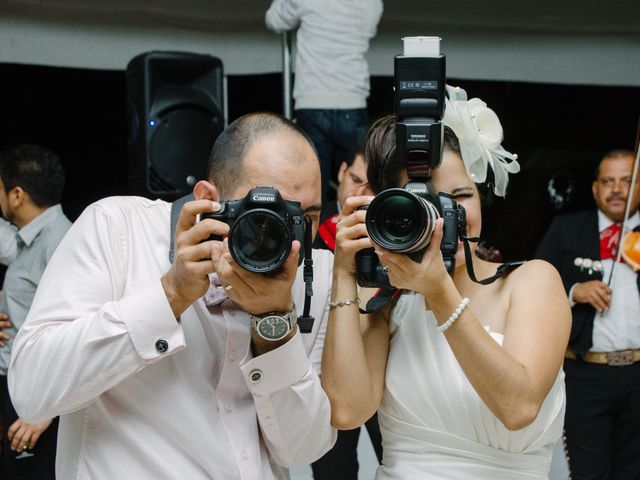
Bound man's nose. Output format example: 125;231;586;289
612;179;627;192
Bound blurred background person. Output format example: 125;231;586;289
265;0;383;205
314;148;373;250
536;148;640;480
0;144;70;480
312;147;382;479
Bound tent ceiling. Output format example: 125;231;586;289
2;0;638;34
1;0;639;85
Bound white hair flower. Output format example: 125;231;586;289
443;86;520;197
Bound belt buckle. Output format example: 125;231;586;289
606;350;634;366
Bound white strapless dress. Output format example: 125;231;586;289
377;293;565;479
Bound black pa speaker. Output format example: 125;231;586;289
126;51;224;199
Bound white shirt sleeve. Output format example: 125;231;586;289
8;203;186;424
265;0;304;32
0;217;17;265
568;283;578;307
240;331;336;467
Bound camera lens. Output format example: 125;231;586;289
366;188;439;253
229;209;291;273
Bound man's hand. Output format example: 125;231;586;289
217;238;298;315
7;418;53;451
0;312;11;347
572;280;612;312
162;200;229;318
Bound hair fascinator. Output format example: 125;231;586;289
443;85;520;197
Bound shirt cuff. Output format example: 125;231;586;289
118;279;186;362
240;330;311;396
568;283;578;307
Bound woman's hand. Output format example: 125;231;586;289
375;218;451;296
333;195;375;277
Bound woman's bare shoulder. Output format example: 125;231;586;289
503;259;565;299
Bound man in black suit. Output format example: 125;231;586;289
536;149;640;480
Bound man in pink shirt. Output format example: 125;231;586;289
9;112;336;479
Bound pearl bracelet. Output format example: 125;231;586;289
437;297;470;332
328;297;360;309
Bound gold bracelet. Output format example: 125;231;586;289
328;297;360;309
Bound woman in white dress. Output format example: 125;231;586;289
321;87;571;479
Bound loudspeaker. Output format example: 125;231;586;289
126;51;224;199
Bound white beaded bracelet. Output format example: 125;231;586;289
437;297;470;332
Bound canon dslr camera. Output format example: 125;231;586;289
356;183;463;288
356;37;465;289
201;186;305;274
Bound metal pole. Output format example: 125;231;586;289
282;31;293;119
222;75;229;127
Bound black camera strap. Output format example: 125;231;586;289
359;239;524;314
169;194;194;264
297;215;315;333
360;287;401;315
461;235;526;285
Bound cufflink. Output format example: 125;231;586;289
155;339;169;353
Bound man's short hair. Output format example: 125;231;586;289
341;146;366;169
207;112;315;200
595;148;635;179
0;144;66;207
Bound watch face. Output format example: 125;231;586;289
257;316;290;341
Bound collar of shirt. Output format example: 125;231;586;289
17;204;66;248
598;209;640;233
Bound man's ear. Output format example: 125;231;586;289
194;180;219;201
9;186;26;208
337;161;349;184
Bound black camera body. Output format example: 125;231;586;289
201;186;305;274
355;41;465;289
356;182;463;288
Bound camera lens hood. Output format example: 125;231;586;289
228;208;292;273
365;188;439;253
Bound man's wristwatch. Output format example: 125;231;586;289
250;306;297;341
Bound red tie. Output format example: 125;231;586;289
600;223;622;261
318;214;339;251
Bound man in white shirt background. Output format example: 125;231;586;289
265;0;383;206
536;149;640;479
9;112;336;479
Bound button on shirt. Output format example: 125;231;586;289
0;204;71;376
8;196;336;479
591;211;640;352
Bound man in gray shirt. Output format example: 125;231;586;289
0;145;71;479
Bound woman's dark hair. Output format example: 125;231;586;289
364;114;495;204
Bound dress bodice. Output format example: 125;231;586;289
377;293;565;479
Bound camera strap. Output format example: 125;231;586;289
169;194;195;263
297;215;315;333
360;287;402;315
461;235;526;285
359;239;525;314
